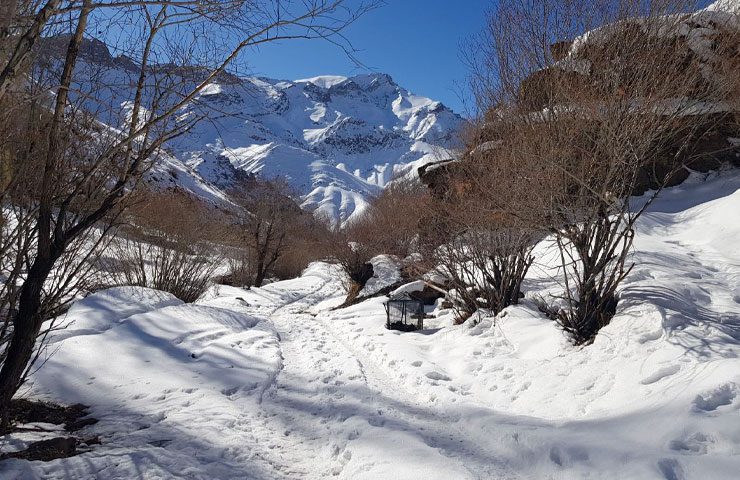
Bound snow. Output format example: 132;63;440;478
3;170;740;478
295;75;349;89
706;0;740;13
55;287;182;338
560;0;740;89
2;289;283;479
358;255;402;297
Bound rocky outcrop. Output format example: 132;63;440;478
426;6;740;198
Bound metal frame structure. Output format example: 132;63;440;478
383;292;424;331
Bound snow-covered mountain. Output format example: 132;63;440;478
41;37;464;225
169;73;463;224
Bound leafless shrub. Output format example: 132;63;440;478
421;137;542;321
106;239;217;303
353;180;433;259
322;179;435;300
433;226;538;322
102;190;222;303
224;250;254;287
324;224;375;298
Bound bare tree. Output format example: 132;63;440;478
0;0;376;428
228;178;303;287
103;190;224;302
270;213;336;280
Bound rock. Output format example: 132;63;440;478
550;41;573;61
1;437;77;462
408;286;445;306
66;417;98;432
81;436;102;446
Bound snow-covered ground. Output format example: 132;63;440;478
1;170;740;479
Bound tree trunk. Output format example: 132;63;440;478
0;0;62;102
253;261;265;288
0;256;55;431
0;2;89;430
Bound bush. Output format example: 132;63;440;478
105;239;218;303
103;190;223;302
222;177;336;286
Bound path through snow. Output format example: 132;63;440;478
229;267;515;479
0;265;516;479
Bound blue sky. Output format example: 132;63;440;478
242;1;489;114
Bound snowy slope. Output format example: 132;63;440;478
2;169;739;479
1;287;284;479
44;40;463;225
324;168;740;479
170;73;462;224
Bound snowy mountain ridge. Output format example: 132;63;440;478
44;36;464;225
171;72;463;225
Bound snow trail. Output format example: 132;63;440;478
237;271;517;479
176;264;507;478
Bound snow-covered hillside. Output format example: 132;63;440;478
173;73;462;224
2;168;739;479
44;38;463;225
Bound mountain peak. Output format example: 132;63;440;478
349;73;395;88
295;75;349;88
177;71;464;225
295;73;397;91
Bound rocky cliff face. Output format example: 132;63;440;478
436;0;740;197
420;1;740;200
521;0;740;190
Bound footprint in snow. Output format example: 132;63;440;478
549;445;589;467
221;386;240;397
692;382;738;412
148;439;172;448
657;458;686;480
368;416;385;427
640;365;680;385
669;432;714;455
426;371;451;382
